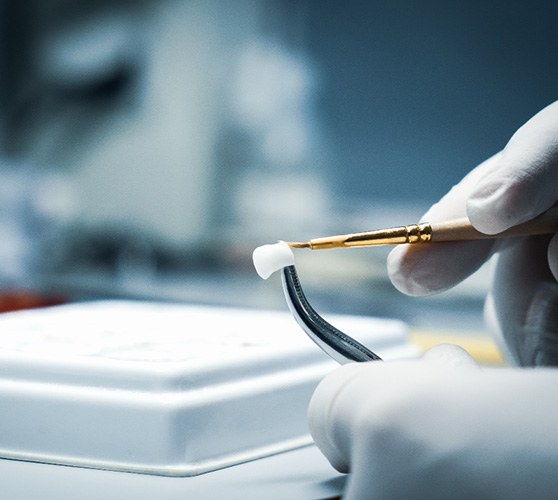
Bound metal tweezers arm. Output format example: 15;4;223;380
281;265;381;364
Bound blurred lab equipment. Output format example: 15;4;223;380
1;0;556;345
0;159;74;309
3;0;328;245
1;0;332;306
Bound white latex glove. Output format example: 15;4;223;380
309;346;558;499
388;100;558;366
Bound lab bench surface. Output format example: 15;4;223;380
1;445;345;500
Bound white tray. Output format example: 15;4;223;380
0;300;416;476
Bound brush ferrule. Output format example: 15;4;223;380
405;222;433;243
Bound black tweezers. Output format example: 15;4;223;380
281;265;382;364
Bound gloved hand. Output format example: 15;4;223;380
308;102;558;499
388;100;558;366
308;346;558;500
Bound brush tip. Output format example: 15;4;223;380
287;241;311;249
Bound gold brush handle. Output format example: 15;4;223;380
305;223;432;249
290;206;558;250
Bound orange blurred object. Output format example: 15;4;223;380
0;291;67;313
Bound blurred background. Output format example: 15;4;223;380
1;0;557;333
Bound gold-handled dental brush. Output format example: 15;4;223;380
288;206;558;250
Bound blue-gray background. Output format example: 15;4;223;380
304;0;558;203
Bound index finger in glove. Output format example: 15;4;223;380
388;155;499;296
467;100;558;234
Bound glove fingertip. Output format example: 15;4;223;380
422;343;479;368
465;176;526;234
387;246;433;296
466;196;509;234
